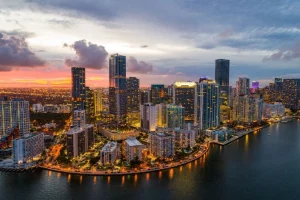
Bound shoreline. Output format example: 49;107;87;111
210;124;270;146
39;144;210;176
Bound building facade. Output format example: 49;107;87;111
150;132;175;158
13;133;44;165
66;124;94;158
150;84;168;105
166;104;185;129
0;98;30;138
100;141;119;165
124;137;145;162
172;82;197;122
73;110;86;128
140;103;157;132
215;59;230;94
109;54;127;123
93;89;103;115
127;77;140;112
282;79;300;110
71;67;86;112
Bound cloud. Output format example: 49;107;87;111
127;57;153;74
140;45;148;48
65;40;108;69
263;42;300;61
0;29;35;38
0;32;45;71
48;19;73;27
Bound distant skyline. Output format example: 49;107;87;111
0;0;300;88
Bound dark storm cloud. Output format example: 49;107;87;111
65;40;108;69
127;57;153;74
0;32;45;71
263;42;300;61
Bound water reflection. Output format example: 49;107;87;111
169;169;174;180
57;172;61;178
122;176;125;185
67;174;71;183
245;135;249;152
146;173;150;182
80;176;83;184
158;171;162;180
107;176;110;184
93;176;97;185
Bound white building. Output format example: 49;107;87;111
66;124;94;158
140;103;157;132
32;103;44;113
150;132;175;158
124;137;145;161
174;129;196;149
73;110;86;128
0;98;30;138
13;133;44;165
100;141;119;165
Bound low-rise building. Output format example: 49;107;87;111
150;132;175;158
100;141;119;165
12;133;44;165
66;124;94;158
124;137;145;162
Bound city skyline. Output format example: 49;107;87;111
0;0;300;88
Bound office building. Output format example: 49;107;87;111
166;104;185;129
236;77;250;96
262;102;285;118
13;133;44;165
156;103;167;128
150;132;175;158
124;137;145;162
215;59;230;94
73;110;86;128
100;141;119;165
140;90;150;105
172;81;197;122
32;103;43;113
71;67;86;112
66;124;94;158
197;79;220;130
127;77;140;112
150;84;168;105
0;98;30;138
94;89;103;115
85;87;95;122
109;54;127;123
173;129;196;149
140;103;157;132
282;79;300;110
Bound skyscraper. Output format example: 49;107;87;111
166;104;185;129
85;87;94;123
140;90;150;105
252;81;259;90
236;77;250;96
198;79;220;130
172;81;197;122
0;98;30;138
215;59;230;94
127;77;140;112
93;89;103;116
71;67;86;112
150;84;168;105
282;79;300;110
140;103;157;132
73;110;86;128
109;54;127;123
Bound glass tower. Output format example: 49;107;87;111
109;54;127;123
71;67;86;112
215;59;230;94
127;77;140;112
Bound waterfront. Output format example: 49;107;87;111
1;120;300;200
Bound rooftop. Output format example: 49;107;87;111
67;124;93;135
125;137;143;147
101;141;118;152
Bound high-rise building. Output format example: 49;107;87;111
172;81;197;122
282;79;300;110
13;133;44;165
173;129;196;149
150;132;175;158
66;124;94;158
274;78;283;102
0;98;30;138
109;54;127;123
252;81;259;90
140;90;150;105
262;102;285;118
140;103;157;132
100;141;119;165
127;77;140;112
71;67;86;112
215;59;230;94
197;79;220;130
93;89;103;115
236;77;250;96
85;87;94;123
124;137;145;162
73;110;86;128
166;104;185;129
156;103;167;128
150;84;168;105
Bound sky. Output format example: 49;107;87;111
0;0;299;88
